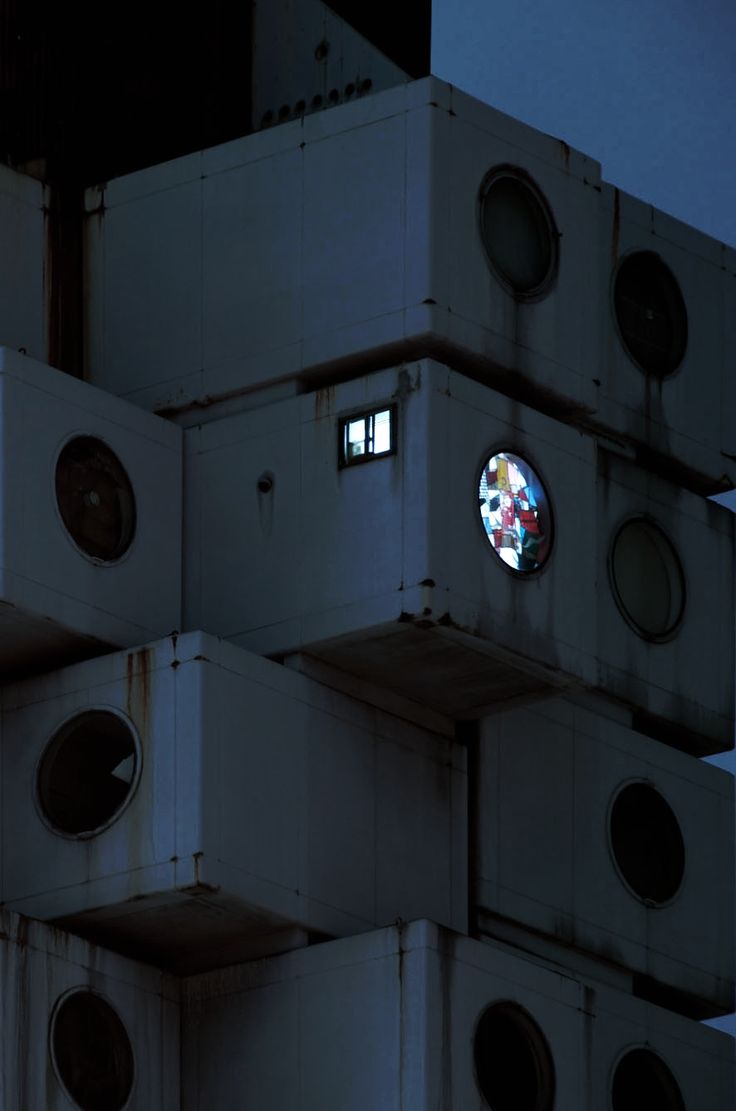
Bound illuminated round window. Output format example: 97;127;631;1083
51;990;135;1111
474;1002;555;1111
611;1048;685;1111
55;436;136;562
37;711;139;837
610;519;684;640
478;452;553;573
609;783;685;905
613;251;688;377
479;168;557;297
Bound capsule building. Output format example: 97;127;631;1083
0;1;733;1107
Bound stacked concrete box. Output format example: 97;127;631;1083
84;77;735;493
473;697;735;1016
0;347;182;677
0;908;179;1110
0;165;46;363
180;920;736;1110
592;445;734;754
83;76;602;418
1;632;466;973
184;359;734;753
597;182;736;492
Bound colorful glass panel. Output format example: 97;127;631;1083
478;451;552;573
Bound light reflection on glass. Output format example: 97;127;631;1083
373;409;392;454
341;408;393;465
346;417;367;458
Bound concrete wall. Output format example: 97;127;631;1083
0;348;181;677
0;165;46;364
1;633;466;972
84;76;734;492
180;921;736;1110
0;908;179;1109
475;697;735;1015
251;0;408;128
184;360;734;752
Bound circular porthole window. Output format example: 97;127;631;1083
474;1002;555;1111
55;436;136;562
611;1048;685;1111
610;519;685;640
613;251;688;377
609;782;685;905
478;451;553;573
37;711;139;838
50;990;135;1111
479;168;558;298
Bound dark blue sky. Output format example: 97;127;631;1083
432;0;736;248
431;1;736;1036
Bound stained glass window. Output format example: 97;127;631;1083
478;451;552;573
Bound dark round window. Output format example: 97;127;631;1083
51;990;135;1111
55;436;136;562
610;519;685;640
480;169;557;297
478;451;553;573
474;1002;555;1111
37;711;139;837
609;783;685;905
613;251;688;377
611;1048;685;1111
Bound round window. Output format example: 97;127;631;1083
55;436;136;562
610;519;685;640
474;1002;555;1111
613;251;688;377
611;1048;685;1111
37;711;139;837
51;990;135;1111
479;168;557;297
609;783;685;905
478;451;553;573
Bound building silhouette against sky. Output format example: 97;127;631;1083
0;2;733;1105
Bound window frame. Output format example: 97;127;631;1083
337;404;397;468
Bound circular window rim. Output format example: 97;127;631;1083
608;1043;685;1111
607;515;686;643
34;705;143;842
52;432;138;567
610;248;689;380
477;164;560;302
471;998;556;1111
605;777;686;910
48;985;136;1111
476;445;555;578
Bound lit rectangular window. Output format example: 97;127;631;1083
339;406;396;466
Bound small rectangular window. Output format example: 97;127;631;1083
339;406;396;467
